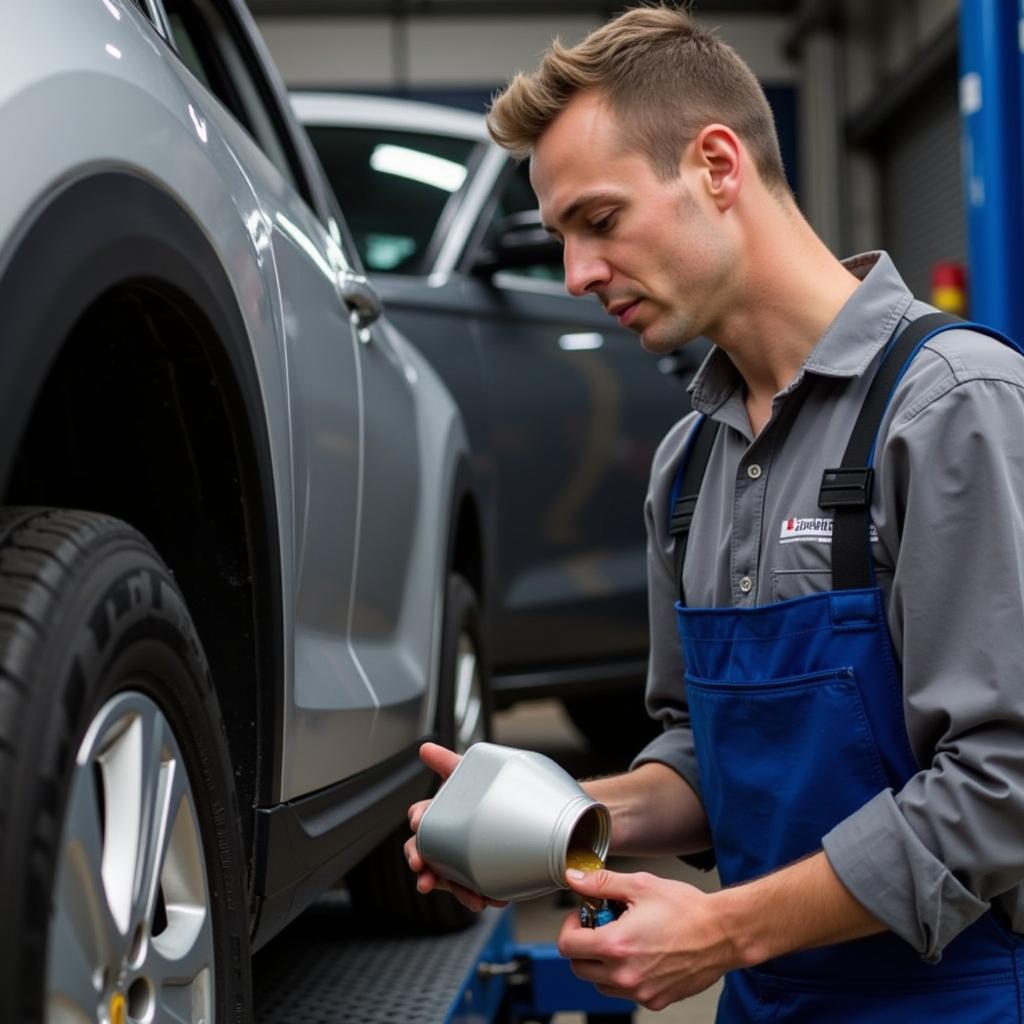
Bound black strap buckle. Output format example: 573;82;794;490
670;495;699;536
818;467;874;510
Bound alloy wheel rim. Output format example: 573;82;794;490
45;691;215;1024
453;633;485;753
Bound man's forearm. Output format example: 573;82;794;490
714;850;886;969
581;762;711;857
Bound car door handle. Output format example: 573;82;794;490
340;271;382;341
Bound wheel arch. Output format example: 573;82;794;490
0;168;283;874
445;457;485;608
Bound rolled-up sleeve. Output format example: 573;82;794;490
824;363;1024;960
630;414;704;801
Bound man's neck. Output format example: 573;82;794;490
708;202;860;432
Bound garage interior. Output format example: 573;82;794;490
241;3;969;1022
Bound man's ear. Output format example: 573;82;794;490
688;124;742;211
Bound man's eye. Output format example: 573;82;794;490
592;215;615;233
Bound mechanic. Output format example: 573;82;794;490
406;5;1024;1019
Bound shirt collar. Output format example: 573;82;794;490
686;251;915;416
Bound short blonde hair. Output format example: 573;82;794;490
486;4;788;193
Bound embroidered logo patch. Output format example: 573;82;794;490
780;517;878;544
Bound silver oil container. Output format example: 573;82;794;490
416;741;611;901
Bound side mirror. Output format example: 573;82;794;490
473;210;563;276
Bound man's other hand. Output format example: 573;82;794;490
558;867;741;1011
404;741;507;913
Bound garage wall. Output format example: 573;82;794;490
877;70;963;300
790;0;962;286
254;12;797;91
255;10;800;195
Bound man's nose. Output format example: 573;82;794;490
563;241;610;297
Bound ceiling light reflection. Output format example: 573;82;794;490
275;212;335;283
188;104;208;143
559;333;604;351
369;144;467;193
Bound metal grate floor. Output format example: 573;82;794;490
253;894;506;1023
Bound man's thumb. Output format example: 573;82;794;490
419;742;461;780
564;867;632;900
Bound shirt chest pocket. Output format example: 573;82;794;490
770;567;894;602
770;568;831;602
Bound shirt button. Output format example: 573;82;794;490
739;575;753;594
746;464;762;479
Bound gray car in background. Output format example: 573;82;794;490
0;3;483;1020
294;93;709;751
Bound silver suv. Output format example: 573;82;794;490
0;2;485;1020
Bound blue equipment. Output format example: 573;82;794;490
959;1;1024;339
252;895;635;1023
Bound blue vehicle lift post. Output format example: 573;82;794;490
959;0;1024;339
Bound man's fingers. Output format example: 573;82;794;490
404;834;425;872
414;866;443;894
564;866;638;902
557;910;609;961
595;983;633;1002
420;742;462;780
448;880;507;911
409;859;505;912
408;799;431;832
450;882;488;912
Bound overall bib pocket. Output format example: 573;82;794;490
685;665;890;886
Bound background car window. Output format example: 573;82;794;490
165;0;310;204
489;163;564;283
306;125;476;274
493;161;536;221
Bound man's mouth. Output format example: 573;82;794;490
608;299;641;328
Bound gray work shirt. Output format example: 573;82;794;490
633;251;1024;961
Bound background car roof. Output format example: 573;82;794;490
291;91;491;142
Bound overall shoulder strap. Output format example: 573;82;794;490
820;311;961;590
669;416;721;604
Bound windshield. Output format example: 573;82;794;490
307;124;478;274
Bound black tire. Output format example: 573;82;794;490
348;572;491;933
563;688;660;764
0;508;251;1023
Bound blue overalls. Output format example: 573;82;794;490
669;314;1024;1022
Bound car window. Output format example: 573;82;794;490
493;162;536;221
488;163;565;283
306;125;477;274
164;0;311;205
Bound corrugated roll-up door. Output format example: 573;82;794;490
878;72;964;301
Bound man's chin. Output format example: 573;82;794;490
637;314;701;355
638;327;687;356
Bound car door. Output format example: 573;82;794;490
160;0;420;799
457;162;707;673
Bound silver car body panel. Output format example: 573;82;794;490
0;0;464;802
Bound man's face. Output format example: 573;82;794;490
530;91;735;354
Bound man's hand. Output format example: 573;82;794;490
557;852;886;1011
403;742;507;913
557;867;742;1012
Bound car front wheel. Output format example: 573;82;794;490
0;508;251;1023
